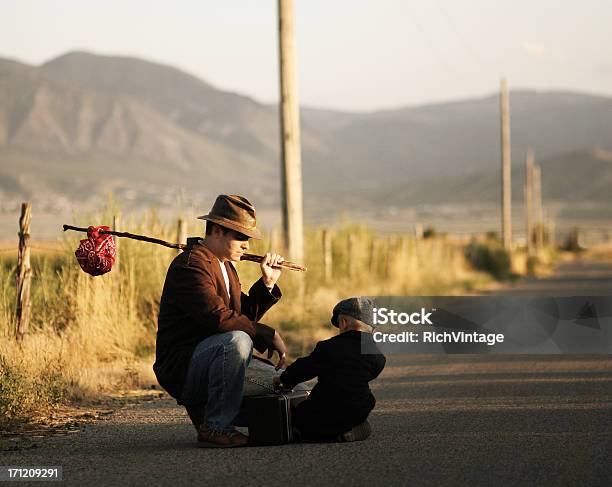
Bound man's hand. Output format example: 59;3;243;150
261;252;284;289
267;330;287;370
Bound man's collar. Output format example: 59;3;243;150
186;237;216;263
186;237;235;265
186;237;202;248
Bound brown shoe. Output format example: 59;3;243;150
197;424;248;448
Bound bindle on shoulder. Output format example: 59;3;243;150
62;224;307;272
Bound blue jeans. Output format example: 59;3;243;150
180;331;307;431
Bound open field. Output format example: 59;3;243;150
2;207;526;427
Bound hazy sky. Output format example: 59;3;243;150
2;0;611;111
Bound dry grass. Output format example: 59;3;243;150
583;243;612;262
1;210;502;424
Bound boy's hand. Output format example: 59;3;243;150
272;375;292;392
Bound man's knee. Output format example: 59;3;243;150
227;331;253;361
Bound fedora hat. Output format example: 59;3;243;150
197;194;262;239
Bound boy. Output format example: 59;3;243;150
274;297;386;442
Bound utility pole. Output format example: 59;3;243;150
524;147;534;256
322;228;332;283
534;165;544;251
500;78;512;250
548;213;556;248
278;0;304;261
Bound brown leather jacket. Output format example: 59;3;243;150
154;238;279;399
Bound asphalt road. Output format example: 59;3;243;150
3;260;612;486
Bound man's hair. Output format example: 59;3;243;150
339;314;374;332
205;222;231;236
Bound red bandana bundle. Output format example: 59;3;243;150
75;226;117;276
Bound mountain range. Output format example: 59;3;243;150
1;50;612;227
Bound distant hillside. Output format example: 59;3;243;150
0;54;278;209
40;51;282;160
371;149;612;206
302;92;612;189
1;50;612;220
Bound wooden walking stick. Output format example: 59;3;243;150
63;224;307;272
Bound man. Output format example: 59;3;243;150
154;194;288;448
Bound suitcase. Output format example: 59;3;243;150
244;390;310;445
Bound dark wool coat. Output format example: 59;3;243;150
154;238;279;400
280;330;386;439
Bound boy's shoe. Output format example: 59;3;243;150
339;420;372;442
197;424;248;448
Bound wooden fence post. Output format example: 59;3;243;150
383;237;392;279
369;238;378;275
15;202;32;342
414;224;423;256
176;218;187;254
322;229;332;283
548;216;556;248
347;234;356;279
414;223;424;241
